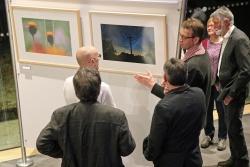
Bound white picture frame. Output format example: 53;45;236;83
90;11;167;76
11;5;83;68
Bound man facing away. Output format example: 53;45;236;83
64;46;116;107
143;58;206;167
211;6;250;167
36;68;136;167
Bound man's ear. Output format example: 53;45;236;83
193;37;200;45
224;18;231;27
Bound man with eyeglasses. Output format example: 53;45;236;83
63;46;116;107
135;18;211;109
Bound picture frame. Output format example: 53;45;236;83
90;11;167;76
11;5;83;68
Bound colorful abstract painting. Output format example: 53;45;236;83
22;18;72;57
101;24;155;64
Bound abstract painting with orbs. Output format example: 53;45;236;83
101;24;155;64
22;18;72;56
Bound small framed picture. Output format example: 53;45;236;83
11;5;83;68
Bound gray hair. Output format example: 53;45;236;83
210;6;234;25
163;58;187;86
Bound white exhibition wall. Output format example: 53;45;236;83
10;0;180;166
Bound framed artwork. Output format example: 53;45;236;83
11;5;82;68
90;11;167;76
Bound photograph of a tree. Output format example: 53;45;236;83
101;24;155;64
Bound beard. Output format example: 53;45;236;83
215;29;222;36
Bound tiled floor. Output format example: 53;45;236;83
0;104;250;166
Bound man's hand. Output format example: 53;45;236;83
134;72;156;89
224;95;233;105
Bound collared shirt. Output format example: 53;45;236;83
165;84;189;95
217;25;235;76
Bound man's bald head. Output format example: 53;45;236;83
76;46;100;69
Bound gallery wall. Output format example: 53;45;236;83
10;0;180;166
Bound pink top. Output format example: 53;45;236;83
207;40;222;83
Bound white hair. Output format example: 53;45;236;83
210;6;234;25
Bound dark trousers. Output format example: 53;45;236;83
225;95;249;167
204;85;227;139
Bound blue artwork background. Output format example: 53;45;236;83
101;24;155;64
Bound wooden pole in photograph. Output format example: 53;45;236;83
176;0;188;58
4;0;33;166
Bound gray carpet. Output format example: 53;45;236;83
1;115;250;167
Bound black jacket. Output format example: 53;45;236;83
36;102;135;167
217;27;250;101
144;85;206;167
151;53;211;108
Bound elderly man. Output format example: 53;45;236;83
37;68;135;167
211;6;250;167
64;46;116;107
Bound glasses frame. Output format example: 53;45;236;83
179;34;194;40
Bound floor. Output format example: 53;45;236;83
0;105;250;167
0;120;20;150
201;114;250;167
0;148;38;162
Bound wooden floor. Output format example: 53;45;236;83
0;104;250;163
0;148;38;162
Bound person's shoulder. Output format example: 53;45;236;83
202;38;209;49
97;103;123;115
202;52;210;63
186;57;200;68
95;103;126;122
189;87;205;96
64;75;74;84
153;98;175;119
101;81;110;89
156;98;171;112
188;53;210;66
197;52;209;59
54;103;76;115
100;82;112;96
232;27;249;41
52;103;77;125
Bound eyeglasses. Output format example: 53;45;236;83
179;34;194;40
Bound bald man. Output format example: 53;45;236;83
63;46;116;107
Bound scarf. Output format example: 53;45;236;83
182;43;205;62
